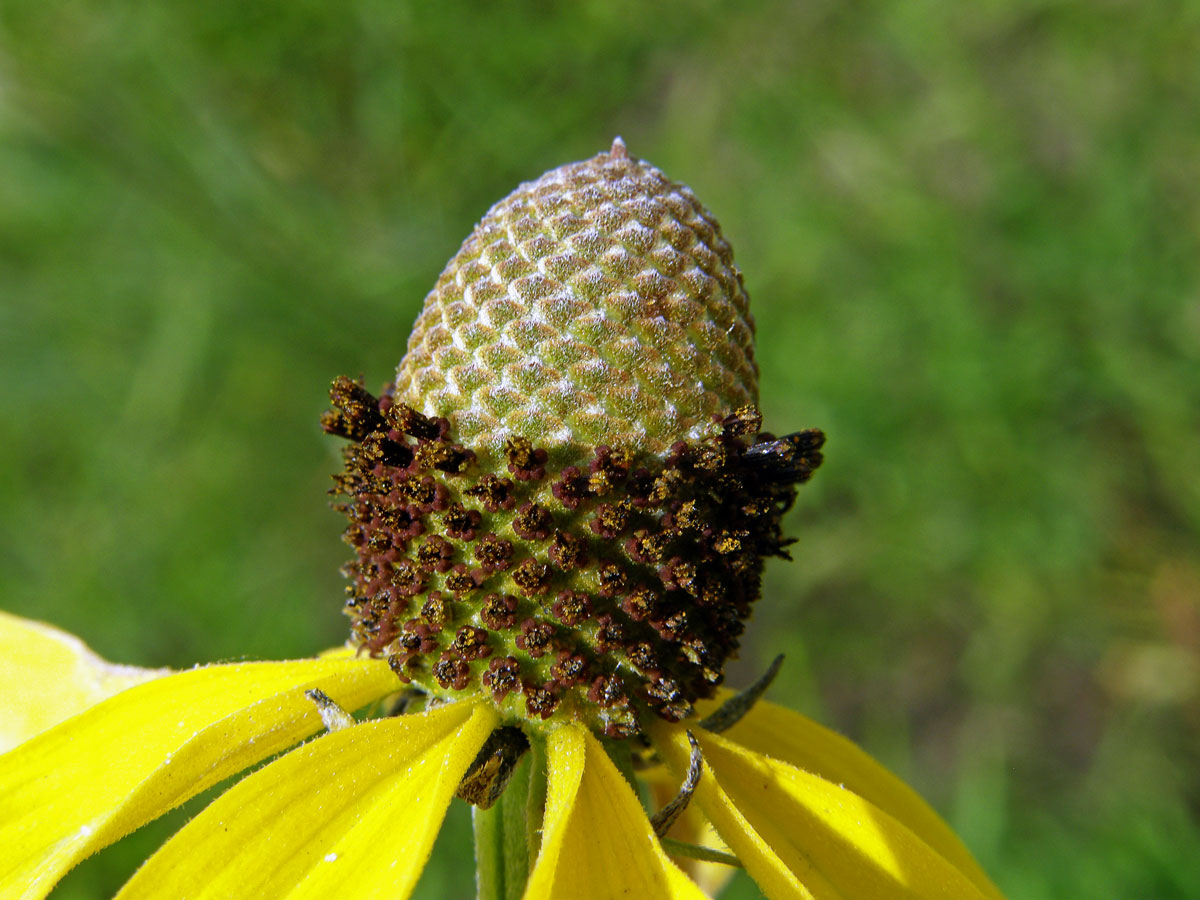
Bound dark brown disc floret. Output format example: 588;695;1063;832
483;657;522;701
325;376;823;739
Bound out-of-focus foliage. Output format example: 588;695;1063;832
1;2;1197;897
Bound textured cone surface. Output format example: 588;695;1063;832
326;142;824;744
394;139;758;460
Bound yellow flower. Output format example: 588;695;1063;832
1;142;1006;900
0;611;1001;900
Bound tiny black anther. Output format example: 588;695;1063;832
634;530;672;563
673;500;704;533
625;467;656;505
397;476;440;511
663;559;699;596
588;446;631;495
698;578;729;608
713;530;747;555
394;630;422;657
380;506;424;540
694;442;729;473
402;619;441;653
650;468;686;505
603;719;640;740
653;609;689;642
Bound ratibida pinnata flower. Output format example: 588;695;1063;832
0;139;1005;900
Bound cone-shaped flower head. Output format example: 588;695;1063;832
394;137;758;456
323;139;824;742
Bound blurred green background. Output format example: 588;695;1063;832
2;1;1198;897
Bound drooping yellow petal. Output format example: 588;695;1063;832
702;696;1001;900
524;722;708;900
0;654;398;900
116;700;497;900
653;725;995;900
0;611;168;753
644;766;735;898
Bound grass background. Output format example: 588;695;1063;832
2;1;1198;897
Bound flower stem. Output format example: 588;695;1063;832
524;736;547;864
474;746;537;900
660;837;743;868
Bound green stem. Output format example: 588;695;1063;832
660;837;743;868
473;751;533;900
524;736;547;865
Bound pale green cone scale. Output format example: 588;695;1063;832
394;137;758;461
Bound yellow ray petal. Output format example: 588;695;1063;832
644;766;735;898
701;696;1001;899
524;722;708;900
0;654;398;900
116;700;497;900
0;611;168;753
654;725;995;900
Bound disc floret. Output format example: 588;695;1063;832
325;377;822;738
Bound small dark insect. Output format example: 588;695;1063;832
455;726;531;809
743;429;825;483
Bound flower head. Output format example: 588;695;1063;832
323;138;822;742
0;141;1003;900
